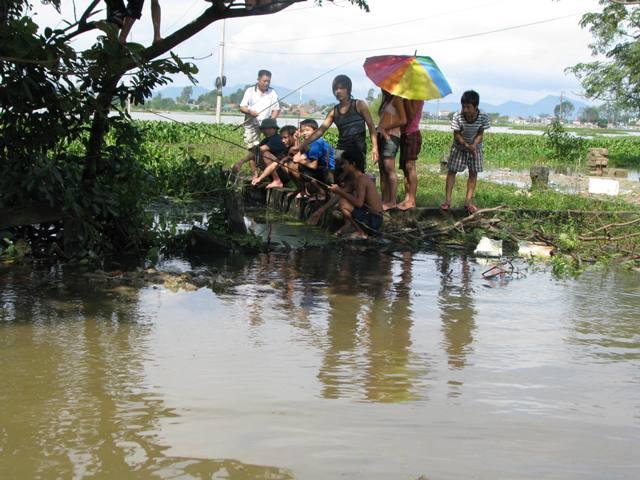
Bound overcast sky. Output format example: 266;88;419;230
33;0;603;104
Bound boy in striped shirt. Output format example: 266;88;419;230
441;90;491;214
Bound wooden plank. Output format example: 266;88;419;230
0;204;62;230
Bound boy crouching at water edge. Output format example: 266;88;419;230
441;90;491;214
293;119;335;200
329;153;383;239
247;118;289;189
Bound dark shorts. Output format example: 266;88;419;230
106;0;145;19
378;133;400;159
352;207;383;234
399;131;422;169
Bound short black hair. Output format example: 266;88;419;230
280;125;297;136
461;90;480;107
258;69;272;79
300;118;318;130
341;151;357;165
332;74;352;96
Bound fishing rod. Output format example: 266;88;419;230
231;58;356;131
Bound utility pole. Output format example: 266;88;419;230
215;20;226;124
559;91;564;122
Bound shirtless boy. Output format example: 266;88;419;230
328;154;383;239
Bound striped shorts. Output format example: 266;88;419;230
448;143;484;173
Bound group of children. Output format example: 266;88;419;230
234;70;490;239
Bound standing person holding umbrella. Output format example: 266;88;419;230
363;54;452;209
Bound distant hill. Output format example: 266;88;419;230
153;85;209;99
155;84;328;104
154;86;590;119
425;95;591;119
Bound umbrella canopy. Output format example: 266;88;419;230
363;55;452;101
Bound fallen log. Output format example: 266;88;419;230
0;203;63;230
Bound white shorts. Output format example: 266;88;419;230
244;124;260;149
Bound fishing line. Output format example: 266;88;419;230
231;56;358;131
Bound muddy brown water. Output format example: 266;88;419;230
1;248;639;479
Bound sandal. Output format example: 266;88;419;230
439;203;450;212
464;203;479;214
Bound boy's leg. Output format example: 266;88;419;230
398;160;417;210
382;157;397;210
444;171;457;206
377;155;387;203
252;161;278;186
398;131;421;210
337;198;362;236
465;171;478;206
118;0;144;43
261;153;284;189
151;0;161;43
232;151;255;174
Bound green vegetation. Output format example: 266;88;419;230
569;2;640;115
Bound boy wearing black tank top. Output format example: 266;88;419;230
294;74;378;182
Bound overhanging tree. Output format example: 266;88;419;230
567;0;640;115
0;0;369;257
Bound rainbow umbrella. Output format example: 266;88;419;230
363;55;452;101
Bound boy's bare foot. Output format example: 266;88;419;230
383;202;397;211
266;181;283;189
334;223;356;236
397;200;416;211
348;231;368;240
153;36;162;44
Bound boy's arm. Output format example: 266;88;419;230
356;100;379;164
329;177;365;208
293;153;318;169
472;130;484;146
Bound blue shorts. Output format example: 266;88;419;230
352;207;383;234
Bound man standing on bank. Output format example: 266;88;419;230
233;70;280;180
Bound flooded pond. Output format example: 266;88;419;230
1;247;639;479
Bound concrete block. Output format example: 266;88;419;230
474;236;503;258
588;177;619;196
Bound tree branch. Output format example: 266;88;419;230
133;1;305;67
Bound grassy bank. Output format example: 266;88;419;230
135;120;640;172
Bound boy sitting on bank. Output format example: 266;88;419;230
249;118;288;189
441;90;491;214
292;118;334;200
328;153;383;238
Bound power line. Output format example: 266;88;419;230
229;0;507;45
228;13;583;56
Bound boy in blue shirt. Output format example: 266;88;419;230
441;90;491;214
293;119;334;200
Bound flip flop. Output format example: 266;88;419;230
464;203;479;214
439;203;450;212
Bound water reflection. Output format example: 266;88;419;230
437;254;477;370
2;250;640;479
0;266;291;479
